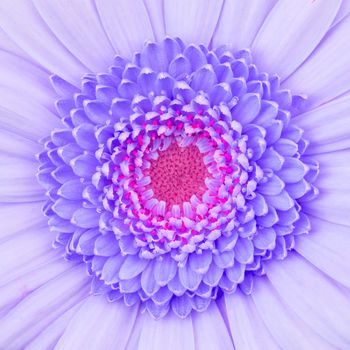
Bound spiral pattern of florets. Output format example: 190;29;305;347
37;37;319;319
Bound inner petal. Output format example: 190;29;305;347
148;142;209;208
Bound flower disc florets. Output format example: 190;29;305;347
37;37;319;319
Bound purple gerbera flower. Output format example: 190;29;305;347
0;0;350;349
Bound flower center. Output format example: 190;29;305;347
148;142;209;208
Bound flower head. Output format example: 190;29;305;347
0;0;350;349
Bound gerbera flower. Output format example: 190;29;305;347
0;0;350;349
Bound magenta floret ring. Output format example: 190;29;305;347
37;37;319;319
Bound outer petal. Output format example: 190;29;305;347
252;277;335;349
26;303;83;350
0;26;29;58
0;0;88;85
33;0;115;72
303;188;350;227
96;0;154;59
212;0;277;50
0;155;45;203
305;148;350;192
192;302;234;349
125;310;144;350
252;0;341;80
295;216;350;288
332;0;350;26
0;255;73;317
283;15;350;108
225;291;279;350
294;95;350;154
0;265;89;349
164;0;224;46
265;253;350;349
0;227;56;285
0;86;61;141
137;311;195;350
144;0;166;41
0;129;41;161
55;297;138;350
0;51;55;111
0;201;44;240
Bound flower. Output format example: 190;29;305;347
0;0;350;349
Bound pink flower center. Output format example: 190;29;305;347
148;143;209;208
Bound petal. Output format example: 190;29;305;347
294;95;350;154
0;86;60;141
141;260;160;296
213;0;277;50
189;249;212;274
303;189;350;226
283;15;350;108
101;254;124;285
277;158;308;184
0;26;29;58
0;155;45;203
25;303;82;350
0;226;55;284
226;262;245;283
265;190;294;211
137;311;195;350
0;51;55;111
0;0;87;85
253;227;276;250
295;216;350;288
0;255;72;315
57;179;84;200
213;250;235;268
76;229;99;255
70;153;98;178
333;0;350;26
96;0;154;59
164;0;224;46
256;206;278;227
33;0;115;72
178;261;202;291
190;65;217;92
72;123;98;151
171;294;192;319
119;254;149;280
71;208;99;228
265;253;350;349
153;254;177;286
308;148;350;169
203;261;223;286
257;174;284;195
252;276;332;349
234;238;254;264
225;291;279;350
144;0;166;41
84;100;110;124
94;233;120;257
52;198;81;220
192;302;234;349
125;311;144;350
232;93;261;125
0;130;41;160
55;297;138;350
0;264;89;349
252;0;341;79
0;201;44;240
309;152;350;192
